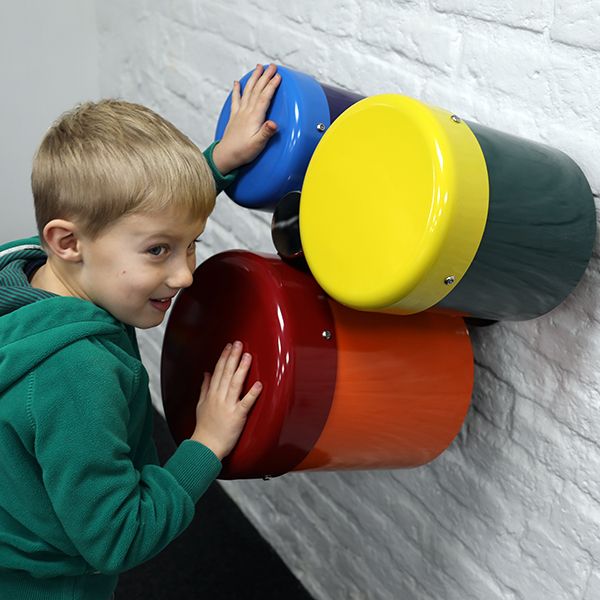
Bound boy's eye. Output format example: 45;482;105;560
147;245;168;257
187;239;200;253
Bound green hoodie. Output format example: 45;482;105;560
0;146;235;600
0;237;222;600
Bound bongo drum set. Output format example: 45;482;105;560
161;66;596;479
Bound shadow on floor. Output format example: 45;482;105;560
115;411;314;600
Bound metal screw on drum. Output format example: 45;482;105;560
451;115;461;124
444;276;456;285
322;330;333;340
316;123;326;132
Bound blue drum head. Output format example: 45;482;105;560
214;65;330;210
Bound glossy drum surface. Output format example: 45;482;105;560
436;121;596;320
162;251;474;478
300;94;596;321
161;251;337;479
295;303;473;471
300;94;489;315
215;65;363;209
270;190;307;267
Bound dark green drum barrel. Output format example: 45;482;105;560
438;122;596;321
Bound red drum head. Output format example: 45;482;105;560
161;251;337;479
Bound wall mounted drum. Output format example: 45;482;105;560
299;94;596;320
161;251;473;479
214;65;363;209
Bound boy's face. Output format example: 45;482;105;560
76;208;206;329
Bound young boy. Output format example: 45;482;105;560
0;64;280;599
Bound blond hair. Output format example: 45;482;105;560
32;99;216;239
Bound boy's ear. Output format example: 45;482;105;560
42;219;84;262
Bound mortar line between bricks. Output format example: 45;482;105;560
475;360;600;453
468;402;507;433
330;471;511;598
398;484;515;600
441;419;572;539
430;10;550;37
475;354;586;419
299;476;440;600
453;426;570;509
582;555;600;600
468;373;597;501
503;432;600;510
490;325;599;387
431;450;539;541
516;521;592;598
203;0;361;43
165;55;224;91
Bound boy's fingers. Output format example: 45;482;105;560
238;381;263;412
251;74;281;118
240;64;264;102
264;73;281;99
210;343;233;391
218;341;244;394
227;352;253;398
253;74;281;114
230;80;241;113
252;64;278;97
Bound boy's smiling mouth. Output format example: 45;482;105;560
149;296;175;312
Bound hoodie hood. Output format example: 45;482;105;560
0;237;54;315
0;237;124;394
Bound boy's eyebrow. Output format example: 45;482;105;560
138;228;205;244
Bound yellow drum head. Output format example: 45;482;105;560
299;94;489;314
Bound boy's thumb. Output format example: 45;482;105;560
259;120;278;141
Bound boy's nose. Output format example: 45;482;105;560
167;263;194;289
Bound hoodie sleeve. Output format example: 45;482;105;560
28;336;221;574
203;141;238;195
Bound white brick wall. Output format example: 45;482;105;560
96;1;600;598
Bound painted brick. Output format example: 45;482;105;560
277;0;361;38
253;19;331;72
584;569;600;600
432;0;552;32
167;0;196;27
358;4;461;73
551;0;600;51
460;27;552;105
519;521;592;596
486;533;574;600
191;1;259;50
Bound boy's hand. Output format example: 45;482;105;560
191;341;262;460
212;63;281;174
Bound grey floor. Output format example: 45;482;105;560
115;411;314;600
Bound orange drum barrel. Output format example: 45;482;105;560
295;302;473;472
